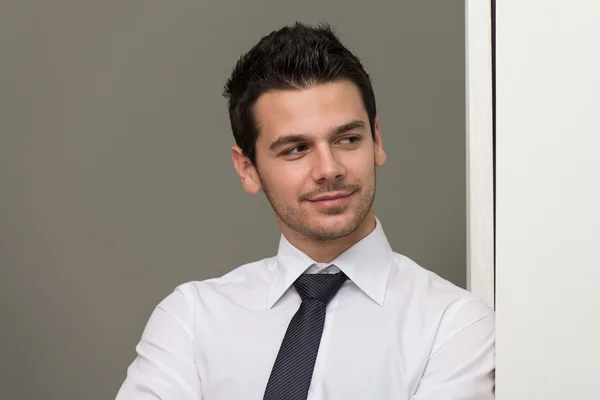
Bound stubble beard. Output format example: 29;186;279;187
259;171;376;242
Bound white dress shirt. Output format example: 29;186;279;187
116;218;495;399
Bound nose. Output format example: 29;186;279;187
312;145;346;183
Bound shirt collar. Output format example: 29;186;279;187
267;217;394;309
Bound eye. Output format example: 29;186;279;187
281;144;309;156
337;136;362;145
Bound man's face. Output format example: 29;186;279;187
234;80;386;241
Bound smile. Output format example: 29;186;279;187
308;192;354;208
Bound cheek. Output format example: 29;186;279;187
264;165;306;199
341;150;375;179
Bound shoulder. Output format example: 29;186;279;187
159;256;276;310
388;253;494;359
390;252;494;322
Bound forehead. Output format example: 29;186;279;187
253;80;368;142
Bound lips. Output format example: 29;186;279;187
310;192;354;202
308;191;355;209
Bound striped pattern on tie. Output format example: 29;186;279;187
263;271;348;400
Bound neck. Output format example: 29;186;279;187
279;211;377;263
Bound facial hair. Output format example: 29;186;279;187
258;168;376;242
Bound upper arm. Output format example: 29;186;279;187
115;284;202;400
412;299;495;400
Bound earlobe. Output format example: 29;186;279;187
231;145;262;194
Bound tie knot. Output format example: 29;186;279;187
293;271;348;304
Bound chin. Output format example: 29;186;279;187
311;206;353;220
311;211;362;232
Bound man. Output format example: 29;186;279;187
116;23;495;399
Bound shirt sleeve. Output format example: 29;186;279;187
115;284;202;400
412;299;495;400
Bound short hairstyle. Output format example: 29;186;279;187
223;22;377;166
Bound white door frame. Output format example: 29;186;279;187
465;0;495;309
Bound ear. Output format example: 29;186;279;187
373;115;387;167
232;145;262;194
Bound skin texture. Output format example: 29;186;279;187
232;80;386;263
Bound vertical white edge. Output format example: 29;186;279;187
465;0;495;308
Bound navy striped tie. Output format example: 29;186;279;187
263;271;348;400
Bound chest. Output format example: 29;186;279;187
194;291;434;399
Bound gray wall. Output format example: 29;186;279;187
0;1;465;399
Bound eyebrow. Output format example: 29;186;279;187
268;120;367;152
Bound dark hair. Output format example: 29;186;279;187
223;22;377;166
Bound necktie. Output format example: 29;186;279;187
263;270;348;400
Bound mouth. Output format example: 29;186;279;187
308;191;355;208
